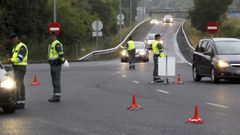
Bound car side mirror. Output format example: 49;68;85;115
4;65;14;72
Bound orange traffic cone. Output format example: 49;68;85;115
31;75;40;86
127;95;144;110
175;74;184;84
185;104;203;123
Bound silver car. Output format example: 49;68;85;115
121;41;149;62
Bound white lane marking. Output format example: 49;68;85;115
132;80;140;84
122;75;127;78
206;103;230;109
156;89;170;94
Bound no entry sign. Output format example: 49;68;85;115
207;22;218;34
48;22;61;36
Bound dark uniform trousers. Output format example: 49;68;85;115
50;64;61;97
13;65;26;102
128;49;136;67
153;54;159;79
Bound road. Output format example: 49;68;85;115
1;19;240;135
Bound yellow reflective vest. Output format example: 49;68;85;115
11;42;28;65
152;40;165;57
48;40;64;61
127;40;135;51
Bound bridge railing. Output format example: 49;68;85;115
79;18;151;61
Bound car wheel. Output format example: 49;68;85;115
143;57;149;62
2;101;16;113
211;68;220;83
193;66;202;81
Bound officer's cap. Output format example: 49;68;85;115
155;34;161;38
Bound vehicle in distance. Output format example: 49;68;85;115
193;38;240;83
163;15;173;23
121;41;149;62
0;64;17;113
150;19;159;25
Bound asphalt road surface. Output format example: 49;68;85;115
1;19;240;135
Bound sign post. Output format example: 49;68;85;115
117;13;125;42
92;20;103;50
207;21;218;37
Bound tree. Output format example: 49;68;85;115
189;0;233;32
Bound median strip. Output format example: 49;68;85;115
206;103;230;109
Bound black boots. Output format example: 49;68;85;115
48;96;60;102
16;102;25;109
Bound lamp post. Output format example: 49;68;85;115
53;0;56;22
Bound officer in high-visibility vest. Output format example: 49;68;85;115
48;32;65;102
126;37;136;70
9;33;28;109
152;34;165;81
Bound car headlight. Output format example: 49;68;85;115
217;60;230;68
121;50;128;56
0;79;16;90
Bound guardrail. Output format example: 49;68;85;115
79;18;151;61
181;21;195;51
176;21;195;64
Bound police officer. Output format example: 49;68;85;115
48;32;65;102
9;33;28;109
126;37;136;70
152;34;165;81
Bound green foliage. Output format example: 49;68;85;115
0;0;132;60
189;0;233;32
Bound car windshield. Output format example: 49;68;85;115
147;34;155;40
216;41;240;55
164;15;172;18
135;42;145;49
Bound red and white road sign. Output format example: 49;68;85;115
48;22;61;36
207;22;218;34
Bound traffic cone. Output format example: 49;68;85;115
127;95;144;110
175;74;184;84
31;75;40;86
185;105;203;124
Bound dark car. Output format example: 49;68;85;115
0;64;17;113
121;41;149;62
193;38;240;83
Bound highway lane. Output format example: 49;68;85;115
1;19;240;135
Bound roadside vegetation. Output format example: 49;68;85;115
185;0;240;48
184;18;240;48
0;0;139;61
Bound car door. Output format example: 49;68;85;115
195;40;208;75
202;41;213;75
